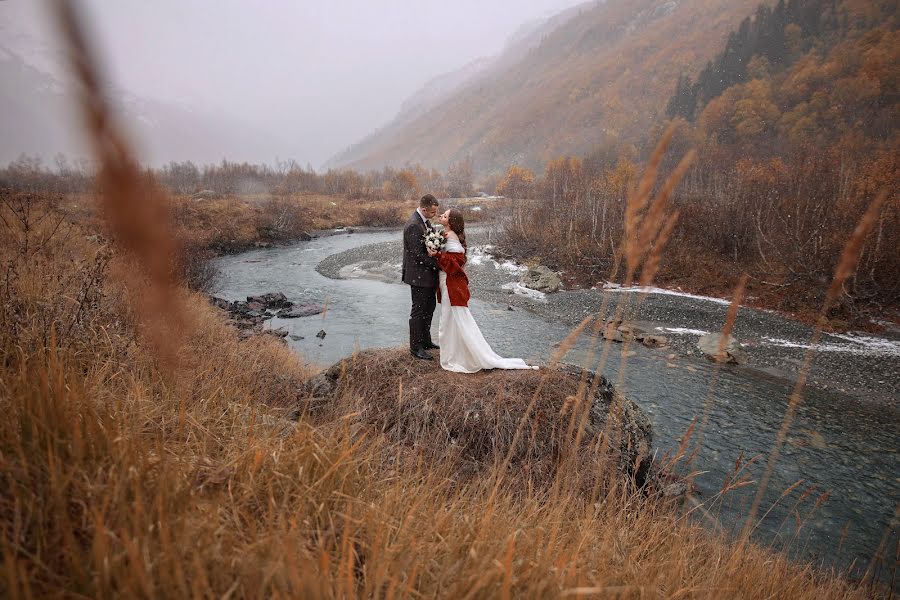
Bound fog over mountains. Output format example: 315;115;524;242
327;0;766;175
0;0;587;169
0;41;291;167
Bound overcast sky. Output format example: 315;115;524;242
1;0;585;167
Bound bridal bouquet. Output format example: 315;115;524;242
423;227;446;253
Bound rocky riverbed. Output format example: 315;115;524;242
315;233;900;405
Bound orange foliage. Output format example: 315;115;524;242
496;166;536;199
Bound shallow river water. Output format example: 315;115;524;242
214;229;899;582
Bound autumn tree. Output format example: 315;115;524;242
496;165;535;199
385;169;421;201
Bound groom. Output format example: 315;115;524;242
402;194;440;360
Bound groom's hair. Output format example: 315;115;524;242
419;194;439;208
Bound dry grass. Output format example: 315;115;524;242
0;200;878;597
0;4;885;597
63;192;500;261
0;174;882;598
304;348;653;492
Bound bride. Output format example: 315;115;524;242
427;209;538;373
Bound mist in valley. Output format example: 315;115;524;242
0;0;587;167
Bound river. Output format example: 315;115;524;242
213;227;899;582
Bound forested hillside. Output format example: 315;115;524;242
497;0;898;320
329;0;764;175
666;0;897;159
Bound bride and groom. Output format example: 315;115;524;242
401;194;537;373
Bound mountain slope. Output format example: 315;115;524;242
328;0;765;175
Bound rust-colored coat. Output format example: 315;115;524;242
435;251;470;307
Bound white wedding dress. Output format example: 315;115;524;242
438;238;538;373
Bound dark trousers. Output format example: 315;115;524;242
409;284;436;348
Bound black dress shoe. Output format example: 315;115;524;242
423;341;440;350
410;347;433;360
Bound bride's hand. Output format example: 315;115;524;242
427;248;438;257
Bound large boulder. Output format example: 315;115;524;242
247;292;292;310
520;265;562;293
698;333;745;364
300;348;654;488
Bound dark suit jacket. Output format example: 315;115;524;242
401;210;438;288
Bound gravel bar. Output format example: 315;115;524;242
316;230;900;406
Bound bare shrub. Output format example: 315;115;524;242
255;196;311;242
355;204;404;227
174;234;218;292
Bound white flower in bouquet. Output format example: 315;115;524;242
423;228;446;253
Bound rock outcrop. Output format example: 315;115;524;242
208;292;323;340
300;348;654;488
698;333;745;364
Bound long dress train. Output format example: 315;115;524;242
437;238;538;373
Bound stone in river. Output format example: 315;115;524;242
247;292;292;309
208;295;231;310
602;320;624;342
316;330;327;339
698;333;745;364
640;334;668;348
276;304;323;318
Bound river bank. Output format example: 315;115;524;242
215;225;899;584
315;229;900;406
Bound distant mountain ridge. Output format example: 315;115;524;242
324;1;596;171
326;0;765;175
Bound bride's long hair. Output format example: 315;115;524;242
448;209;466;252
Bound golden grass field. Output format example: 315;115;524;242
0;190;880;598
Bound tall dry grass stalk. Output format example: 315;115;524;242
567;132;686;504
52;0;186;366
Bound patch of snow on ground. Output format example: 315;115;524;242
601;283;732;306
497;260;527;275
762;335;900;357
655;327;711;336
467;251;489;266
501;282;547;302
468;246;527;274
826;333;900;356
